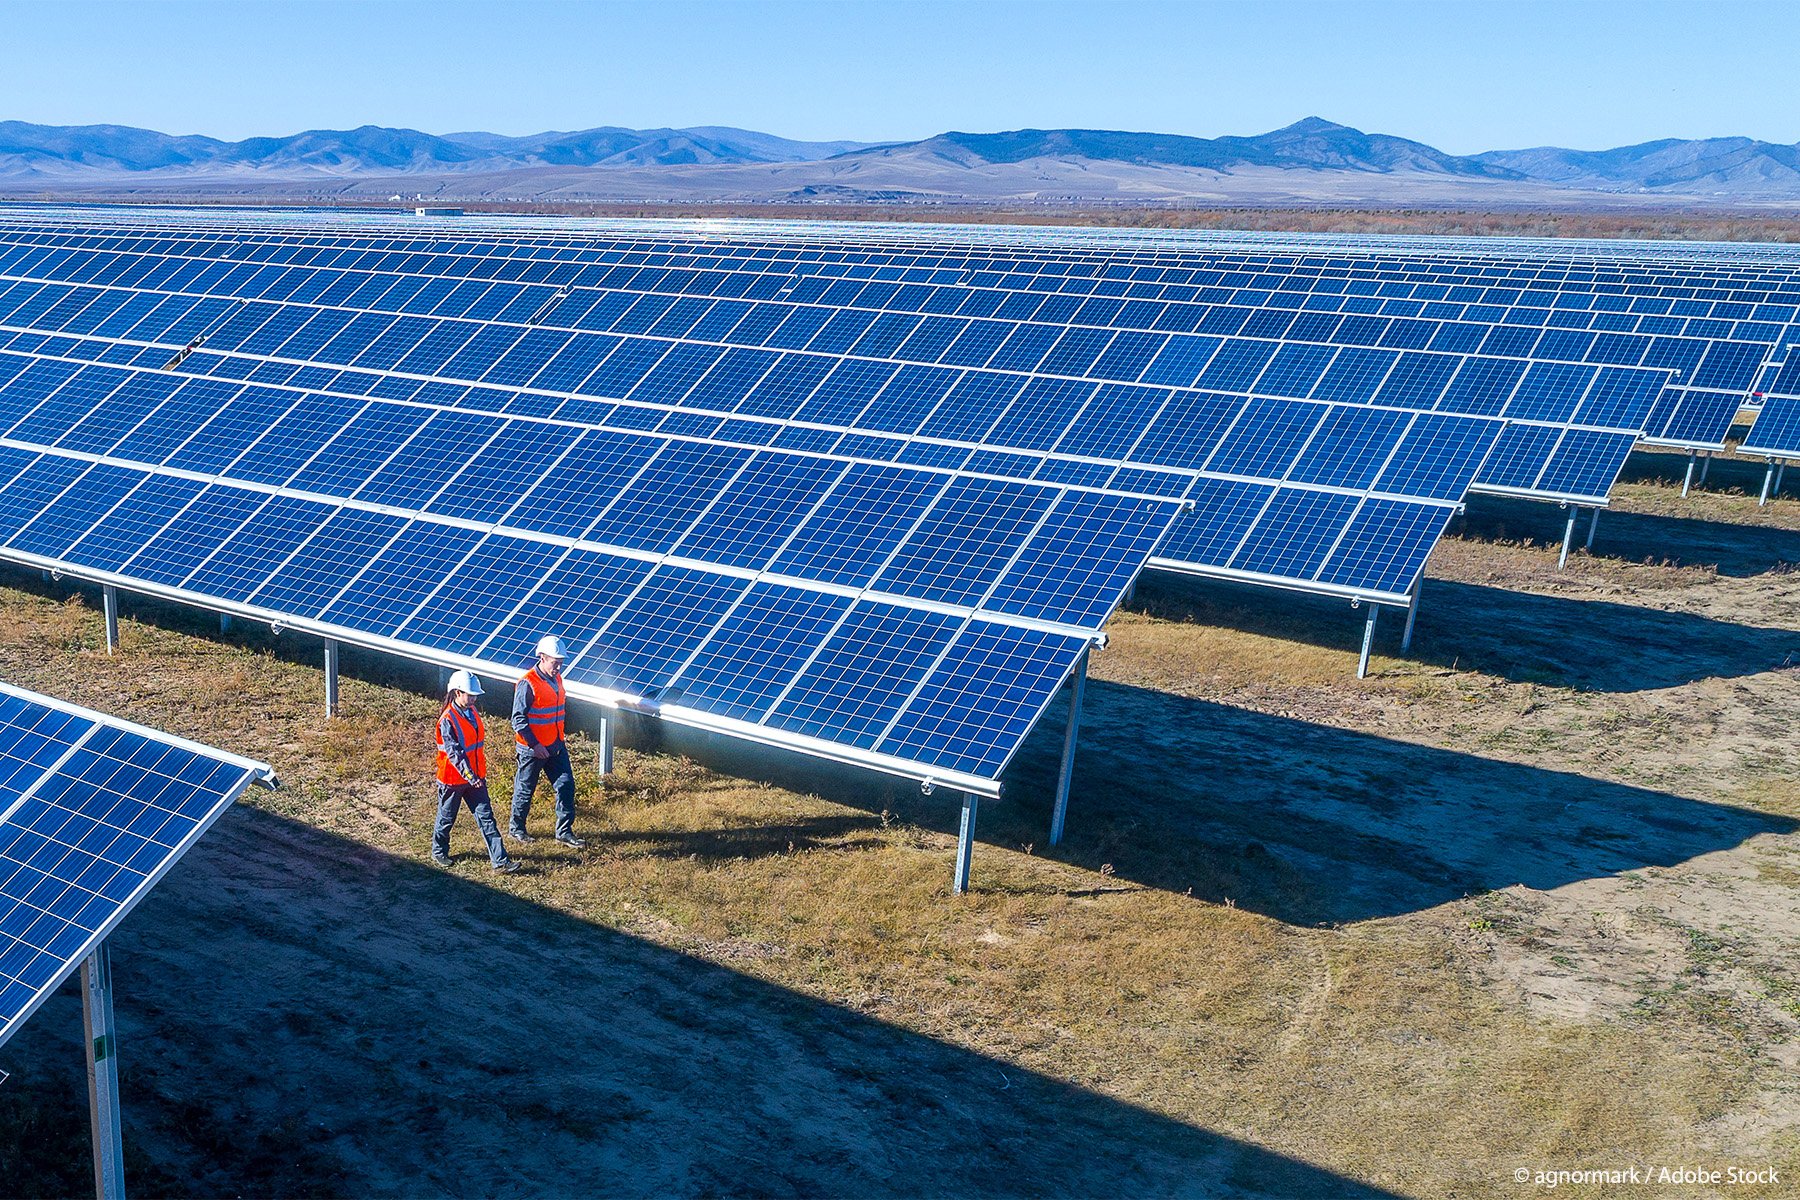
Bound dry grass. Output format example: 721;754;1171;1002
1;466;1798;1196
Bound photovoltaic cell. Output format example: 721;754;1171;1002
0;681;272;1050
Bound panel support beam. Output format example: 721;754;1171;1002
218;614;232;635
1048;650;1087;847
1401;581;1421;656
1558;507;1579;570
323;639;340;718
953;790;979;895
1700;452;1713;486
82;939;126;1200
1760;460;1777;507
596;708;614;779
1586;506;1601;552
102;585;118;656
1681;450;1698;498
1356;604;1379;680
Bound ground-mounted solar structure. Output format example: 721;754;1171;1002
0;208;1755;646
0;205;1793;888
0;678;276;1198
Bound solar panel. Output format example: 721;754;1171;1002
0;344;1185;797
0;207;1781;664
0;219;1737;478
1740;395;1800;460
0;680;274;1048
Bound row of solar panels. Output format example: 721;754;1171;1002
18;202;1800;260
13;218;1800;318
27;212;1793;312
2;224;1780;373
15;205;1800;274
0;207;1788;800
0;259;1622;608
0;680;272;1047
0;221;1766;454
0;236;1685;495
0;343;1193;792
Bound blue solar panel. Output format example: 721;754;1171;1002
878;622;1089;777
768;601;963;749
13;204;1770;788
0;681;272;1049
1741;395;1800;458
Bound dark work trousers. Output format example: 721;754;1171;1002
434;781;509;866
511;741;576;839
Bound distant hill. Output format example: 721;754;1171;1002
1475;136;1800;194
850;119;1524;179
6;116;1800;205
0;121;879;177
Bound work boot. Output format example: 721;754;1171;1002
431;850;453;868
494;858;522;875
508;829;534;843
556;833;587;849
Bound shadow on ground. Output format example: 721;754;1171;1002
1130;570;1800;692
992;680;1797;927
0;807;1397;1200
1452;490;1800;579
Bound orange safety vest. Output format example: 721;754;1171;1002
516;666;566;748
436;703;486;786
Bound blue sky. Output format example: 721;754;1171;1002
4;0;1795;153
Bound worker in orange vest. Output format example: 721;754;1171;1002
433;670;520;873
509;634;584;848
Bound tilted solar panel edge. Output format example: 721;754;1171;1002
0;680;273;1049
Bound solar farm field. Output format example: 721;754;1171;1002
1;453;1796;1198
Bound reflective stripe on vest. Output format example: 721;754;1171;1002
516;667;566;748
436;703;486;786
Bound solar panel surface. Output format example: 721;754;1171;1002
0;206;1785;798
0;680;273;1048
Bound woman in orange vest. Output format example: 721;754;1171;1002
509;634;584;848
433;670;521;873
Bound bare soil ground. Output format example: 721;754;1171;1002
2;447;1798;1198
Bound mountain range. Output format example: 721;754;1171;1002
6;117;1800;205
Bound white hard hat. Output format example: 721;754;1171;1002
535;635;567;659
447;669;483;696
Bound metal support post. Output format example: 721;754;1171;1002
1356;605;1379;680
1699;452;1713;486
1557;507;1579;569
1681;450;1697;498
82;940;126;1200
952;791;979;895
102;585;119;655
1760;461;1776;507
323;639;340;717
1777;462;1789;499
596;708;614;778
1048;651;1088;847
1401;581;1420;655
218;614;232;634
1585;506;1601;551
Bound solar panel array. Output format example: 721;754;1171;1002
0;209;1719;606
0;206;1787;794
0;680;272;1048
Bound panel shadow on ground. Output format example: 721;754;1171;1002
0;806;1398;1200
996;681;1797;927
1132;570;1800;692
